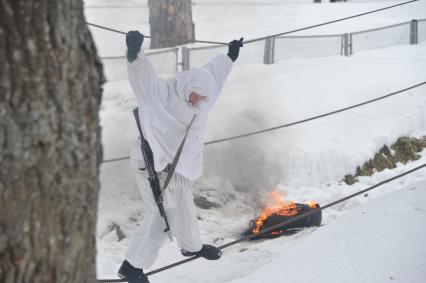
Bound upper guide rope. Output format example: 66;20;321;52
87;0;420;46
102;82;426;163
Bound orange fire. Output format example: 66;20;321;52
252;191;319;235
252;191;299;234
305;201;318;209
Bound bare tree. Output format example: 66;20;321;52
0;1;103;282
148;0;195;48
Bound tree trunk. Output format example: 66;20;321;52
0;1;103;282
148;0;195;49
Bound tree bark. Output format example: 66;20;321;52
0;1;103;282
148;0;195;49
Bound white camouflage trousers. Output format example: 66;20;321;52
126;163;203;269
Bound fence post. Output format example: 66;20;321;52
342;33;351;56
410;20;418;45
263;36;275;64
174;48;179;73
181;47;190;71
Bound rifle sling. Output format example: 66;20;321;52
132;107;196;218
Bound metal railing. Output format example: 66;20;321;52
274;34;344;61
100;19;425;79
183;39;265;70
418;19;426;43
351;21;411;54
101;47;179;82
183;19;425;69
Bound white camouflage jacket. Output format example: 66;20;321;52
127;51;233;181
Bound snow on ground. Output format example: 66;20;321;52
98;150;426;283
203;43;426;190
85;0;426;56
228;178;426;283
87;1;426;282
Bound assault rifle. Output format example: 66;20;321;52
132;108;173;241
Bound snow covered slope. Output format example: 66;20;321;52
87;0;426;282
229;180;426;283
97;157;426;283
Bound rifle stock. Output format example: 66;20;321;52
132;108;172;236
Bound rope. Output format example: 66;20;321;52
204;81;426;145
87;0;420;46
100;56;125;60
101;81;426;163
102;156;130;164
104;78;127;83
97;162;426;282
86;22;228;45
93;2;424;280
86;22;127;35
244;0;420;44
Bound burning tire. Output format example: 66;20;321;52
245;202;322;240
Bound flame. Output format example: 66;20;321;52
305;201;318;209
252;191;299;234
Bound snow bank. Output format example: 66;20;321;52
88;1;426;281
229;180;426;283
203;43;426;190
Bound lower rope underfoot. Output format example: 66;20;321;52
97;162;426;282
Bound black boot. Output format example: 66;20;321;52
117;260;150;283
181;244;222;260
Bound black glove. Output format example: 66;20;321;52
126;31;144;63
227;37;244;62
